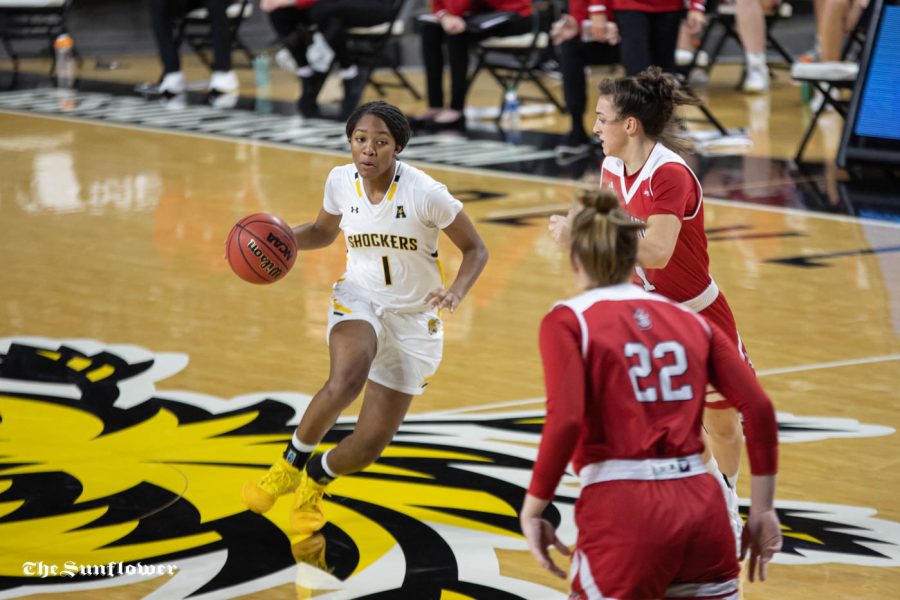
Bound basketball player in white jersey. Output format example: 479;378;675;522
242;101;488;538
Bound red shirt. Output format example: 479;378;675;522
597;0;706;14
567;0;608;22
432;0;532;17
528;284;778;500
601;144;711;304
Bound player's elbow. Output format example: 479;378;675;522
468;239;489;268
641;244;674;269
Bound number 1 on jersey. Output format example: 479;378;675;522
381;256;392;285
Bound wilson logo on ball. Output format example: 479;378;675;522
246;239;283;279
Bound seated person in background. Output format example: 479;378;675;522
816;0;868;61
262;0;394;118
595;0;706;76
551;0;620;154
150;0;239;98
675;0;776;93
261;0;321;117
415;0;533;130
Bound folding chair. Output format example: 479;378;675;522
679;0;795;87
0;0;72;75
790;7;870;163
343;0;420;100
467;0;564;121
176;0;254;68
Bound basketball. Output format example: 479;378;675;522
225;213;297;284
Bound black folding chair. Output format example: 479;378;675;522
679;0;795;89
790;6;871;163
467;0;564;121
176;0;254;68
0;0;72;75
343;0;420;101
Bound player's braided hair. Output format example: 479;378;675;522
597;66;700;155
570;189;645;287
345;101;412;153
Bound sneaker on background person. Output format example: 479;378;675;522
209;69;239;94
158;71;185;96
742;53;770;93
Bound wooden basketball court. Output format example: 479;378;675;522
1;53;899;599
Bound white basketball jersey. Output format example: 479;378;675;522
323;161;463;310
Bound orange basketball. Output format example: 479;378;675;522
225;213;297;284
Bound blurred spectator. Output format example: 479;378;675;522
550;0;620;154
150;0;239;98
597;0;706;75
816;0;868;61
414;0;533;130
262;0;394;117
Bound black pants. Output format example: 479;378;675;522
310;0;393;69
150;0;232;73
557;38;619;136
267;6;314;68
420;13;532;111
615;10;685;75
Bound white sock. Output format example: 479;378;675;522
320;449;338;478
292;431;317;453
297;66;314;78
338;64;359;80
746;52;766;70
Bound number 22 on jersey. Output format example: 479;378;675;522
624;341;693;403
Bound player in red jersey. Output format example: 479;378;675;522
550;67;751;544
524;190;781;599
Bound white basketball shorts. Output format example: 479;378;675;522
326;282;443;396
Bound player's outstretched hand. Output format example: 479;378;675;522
425;287;461;313
520;514;570;578
549;206;578;246
741;508;782;582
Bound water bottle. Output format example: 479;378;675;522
253;53;273;115
54;34;75;90
501;86;521;134
581;19;593;43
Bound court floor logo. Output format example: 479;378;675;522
0;337;898;599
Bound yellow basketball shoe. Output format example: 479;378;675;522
290;471;328;533
241;458;303;514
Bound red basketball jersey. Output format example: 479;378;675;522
600;144;712;304
528;284;777;500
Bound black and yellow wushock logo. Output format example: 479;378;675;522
0;338;899;599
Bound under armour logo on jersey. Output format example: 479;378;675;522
350;207;359;214
634;308;652;330
396;206;407;219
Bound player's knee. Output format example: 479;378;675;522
322;371;367;404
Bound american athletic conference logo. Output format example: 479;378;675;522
0;337;898;599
